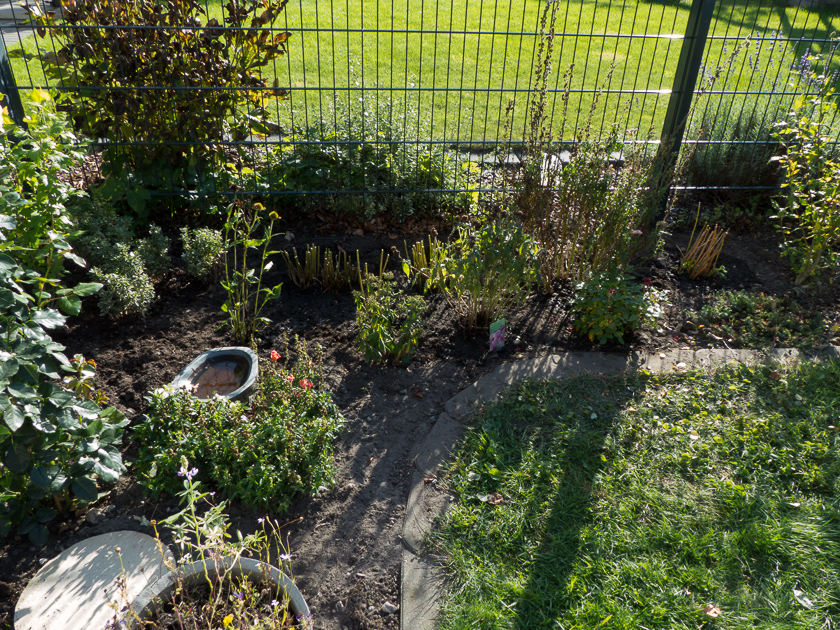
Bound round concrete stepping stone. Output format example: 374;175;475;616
14;530;172;630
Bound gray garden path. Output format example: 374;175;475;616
400;345;840;629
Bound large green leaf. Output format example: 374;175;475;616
3;404;26;431
30;465;51;488
5;443;31;473
8;382;38;399
49;472;68;493
57;294;82;316
18;518;49;547
71;476;98;502
0;358;19;381
31;309;65;329
0;253;16;274
72;282;102;297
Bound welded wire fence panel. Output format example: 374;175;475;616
1;0;840;206
681;0;840;194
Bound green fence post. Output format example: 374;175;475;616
653;0;716;221
0;36;26;127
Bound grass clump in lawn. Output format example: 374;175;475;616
432;360;840;630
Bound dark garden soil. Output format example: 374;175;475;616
2;217;840;630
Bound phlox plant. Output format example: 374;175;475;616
134;339;343;512
571;271;665;345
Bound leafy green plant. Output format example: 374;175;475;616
221;202;283;345
91;245;156;318
181;226;225;281
267;90;479;221
28;0;292;171
136;226;171;281
771;78;840;284
571;271;664;344
688;290;827;348
438;220;539;330
134;339;343;513
0;90;88;280
354;254;425;365
0;246;127;545
110;467;310;629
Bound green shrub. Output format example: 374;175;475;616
772;79;840;285
509;23;667;287
136;226;171;281
181;226;224;281
69;199;135;267
0;248;127;546
354;271;425;365
92;245;155;318
29;0;292;171
0;90;88;280
439;220;539;330
267;92;479;221
135;339;343;513
571;272;664;345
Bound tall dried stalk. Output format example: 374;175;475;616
507;2;670;292
681;224;728;279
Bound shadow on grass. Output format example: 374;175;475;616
443;374;641;629
511;405;622;629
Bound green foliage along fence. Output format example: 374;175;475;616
1;0;840;207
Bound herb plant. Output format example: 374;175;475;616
181;226;225;281
112;467;311;629
440;220;539;330
221;202;283;345
571;271;664;344
135;339;343;513
91;245;156;318
354;265;425;365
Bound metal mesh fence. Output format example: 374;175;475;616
1;0;840;206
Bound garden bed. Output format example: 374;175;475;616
1;221;839;630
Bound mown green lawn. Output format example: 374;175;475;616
6;0;840;141
432;360;840;629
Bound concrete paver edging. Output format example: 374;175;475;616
400;346;840;629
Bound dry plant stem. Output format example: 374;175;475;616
682;205;728;279
682;226;727;279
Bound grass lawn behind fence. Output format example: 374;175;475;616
432;359;840;630
6;0;840;143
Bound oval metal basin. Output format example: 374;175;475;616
170;347;259;403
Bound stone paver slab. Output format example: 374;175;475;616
15;530;171;630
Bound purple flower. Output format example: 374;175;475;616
270;599;280;607
234;592;244;601
177;466;199;481
279;553;292;561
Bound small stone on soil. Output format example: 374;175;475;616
381;602;399;614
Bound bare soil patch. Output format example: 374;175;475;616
2;225;839;630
